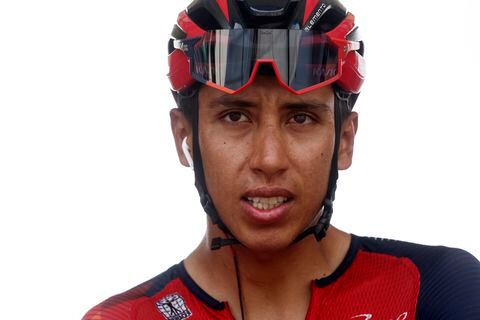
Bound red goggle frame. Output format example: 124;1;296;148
168;12;365;95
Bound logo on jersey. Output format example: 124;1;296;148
352;315;373;320
156;293;192;320
351;312;408;320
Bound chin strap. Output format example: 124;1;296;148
211;237;241;250
290;97;342;244
185;91;241;250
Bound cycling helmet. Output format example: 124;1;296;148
167;0;366;250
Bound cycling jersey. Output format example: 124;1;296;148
82;235;480;319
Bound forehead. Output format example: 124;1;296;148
199;75;335;111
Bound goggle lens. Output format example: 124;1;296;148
177;29;343;94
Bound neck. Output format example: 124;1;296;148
184;224;351;320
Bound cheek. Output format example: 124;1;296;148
288;135;334;191
199;134;249;202
288;126;334;158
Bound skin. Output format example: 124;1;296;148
170;75;358;320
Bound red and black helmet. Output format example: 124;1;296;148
168;0;365;96
167;0;366;250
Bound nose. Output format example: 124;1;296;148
248;123;289;180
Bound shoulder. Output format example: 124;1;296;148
356;236;480;319
415;246;480;319
82;264;182;320
356;235;480;276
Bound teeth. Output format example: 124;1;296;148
246;197;288;210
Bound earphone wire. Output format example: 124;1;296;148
233;255;245;320
228;236;245;320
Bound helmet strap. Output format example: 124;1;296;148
291;96;342;244
187;91;241;250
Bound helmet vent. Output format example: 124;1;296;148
187;0;230;30
235;0;301;28
242;0;291;14
249;6;285;17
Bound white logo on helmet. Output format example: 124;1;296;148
304;3;330;31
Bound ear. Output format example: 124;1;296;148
337;112;358;170
170;109;193;167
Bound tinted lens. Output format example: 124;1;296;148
184;29;339;92
190;30;256;91
287;31;339;91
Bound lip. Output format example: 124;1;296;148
243;187;294;199
241;187;294;225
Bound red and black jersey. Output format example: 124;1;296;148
83;235;480;319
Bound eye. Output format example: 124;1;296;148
222;111;249;123
288;113;314;125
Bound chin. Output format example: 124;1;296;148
236;229;297;255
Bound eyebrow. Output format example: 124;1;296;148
282;101;331;113
208;95;331;113
207;95;256;109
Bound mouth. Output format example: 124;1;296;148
240;187;294;223
245;196;289;210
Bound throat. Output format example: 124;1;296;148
187;226;351;319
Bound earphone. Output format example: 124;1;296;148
182;137;194;169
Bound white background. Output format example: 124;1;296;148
0;0;479;319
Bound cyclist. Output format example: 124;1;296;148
83;1;480;319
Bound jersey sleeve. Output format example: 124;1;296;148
82;294;138;320
417;247;480;319
82;264;182;320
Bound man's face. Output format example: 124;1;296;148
195;75;349;252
